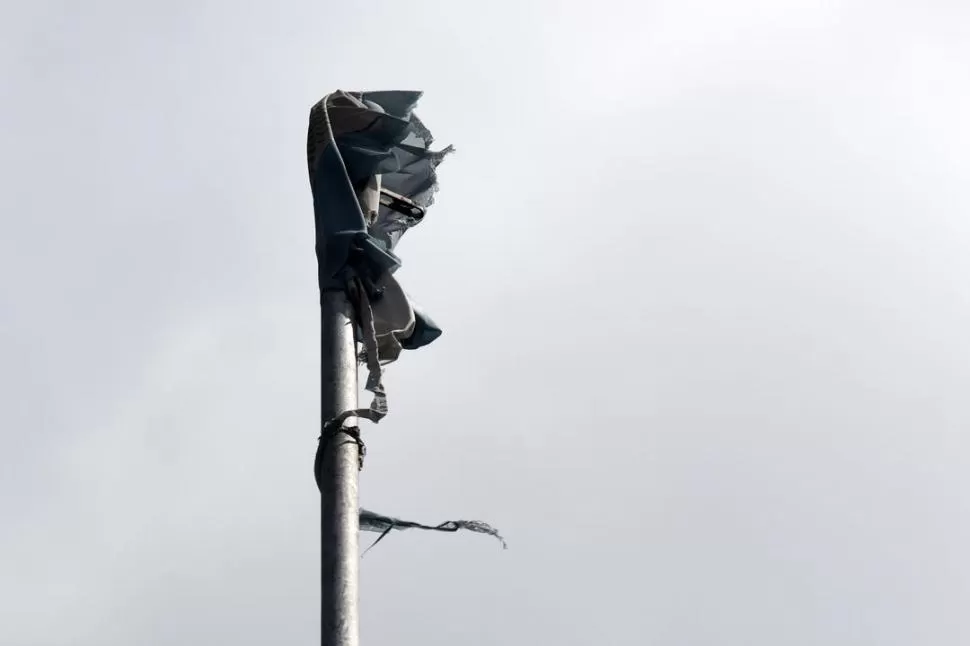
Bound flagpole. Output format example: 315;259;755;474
319;288;361;646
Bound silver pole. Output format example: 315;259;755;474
319;288;360;646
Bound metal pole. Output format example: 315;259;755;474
319;288;360;646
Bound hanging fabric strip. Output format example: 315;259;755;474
349;277;388;423
359;508;507;555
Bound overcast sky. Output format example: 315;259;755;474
2;1;970;644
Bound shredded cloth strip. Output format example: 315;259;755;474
307;89;504;552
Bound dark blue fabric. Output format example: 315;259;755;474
402;308;442;350
309;90;448;351
311;143;400;290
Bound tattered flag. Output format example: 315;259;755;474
308;90;504;552
307;91;450;359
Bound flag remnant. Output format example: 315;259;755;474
308;90;504;552
360;509;507;555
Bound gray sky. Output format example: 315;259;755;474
2;1;969;644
